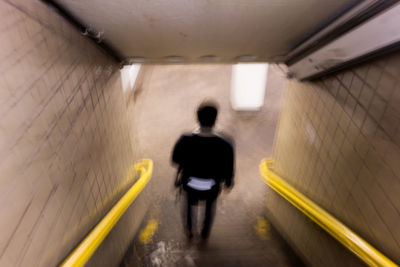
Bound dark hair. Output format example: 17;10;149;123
197;101;218;127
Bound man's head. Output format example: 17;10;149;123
197;101;218;128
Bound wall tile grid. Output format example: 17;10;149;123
0;1;145;266
271;51;400;266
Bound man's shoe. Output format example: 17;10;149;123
200;229;210;240
185;229;194;239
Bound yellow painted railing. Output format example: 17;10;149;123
259;159;398;267
61;159;153;267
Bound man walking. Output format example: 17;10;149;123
171;101;235;239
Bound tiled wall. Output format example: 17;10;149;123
270;52;400;266
0;1;147;266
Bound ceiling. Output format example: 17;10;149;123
55;0;360;63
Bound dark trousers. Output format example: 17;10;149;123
185;187;218;237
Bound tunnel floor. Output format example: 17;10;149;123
121;65;305;267
122;196;305;267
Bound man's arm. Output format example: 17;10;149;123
223;142;235;189
172;136;186;188
171;135;186;166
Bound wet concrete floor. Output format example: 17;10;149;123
121;64;305;267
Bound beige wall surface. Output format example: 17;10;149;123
0;1;146;266
271;52;400;266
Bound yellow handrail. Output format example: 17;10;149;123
61;159;154;267
259;159;398;267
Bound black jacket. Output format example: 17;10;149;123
172;133;235;192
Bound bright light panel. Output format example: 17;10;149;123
231;63;268;111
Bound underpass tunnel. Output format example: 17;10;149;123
1;0;400;266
